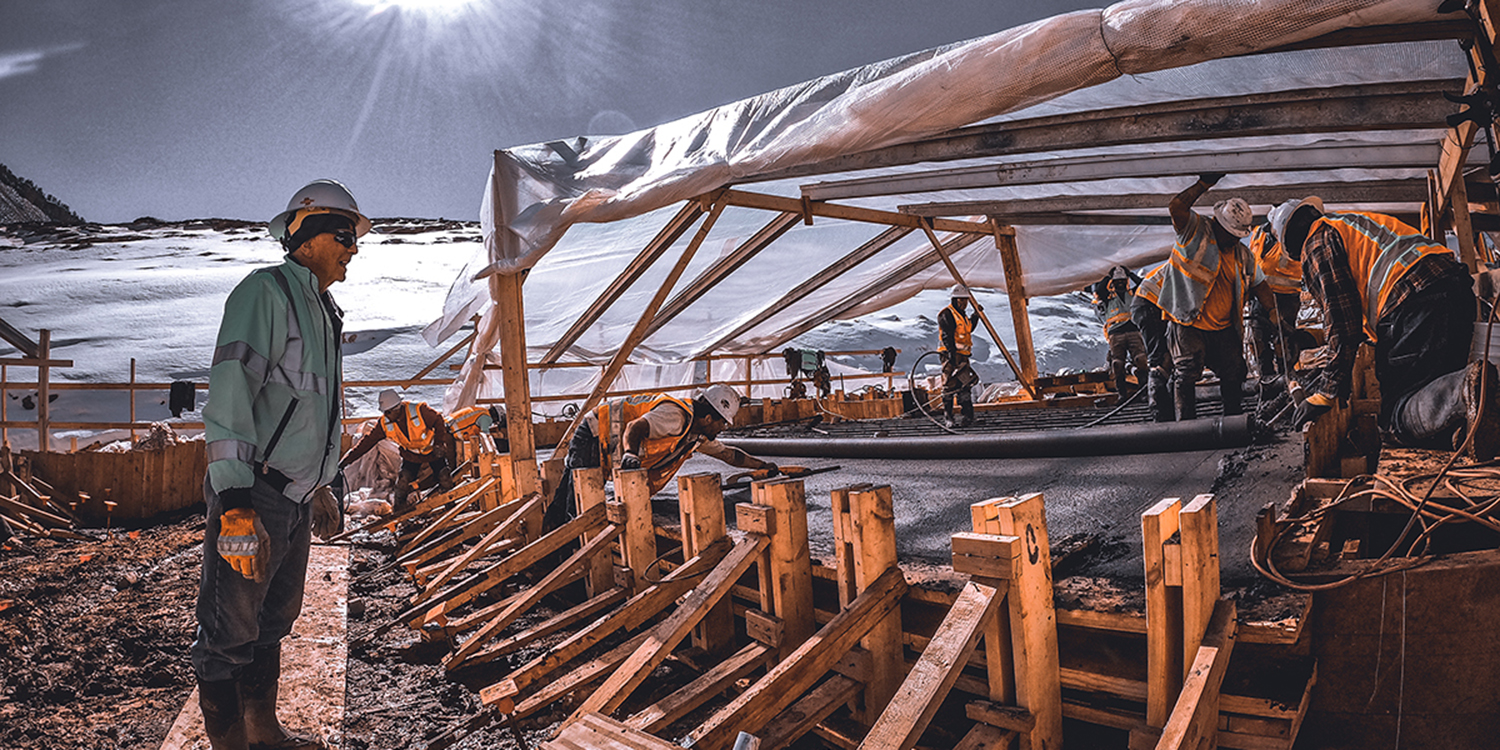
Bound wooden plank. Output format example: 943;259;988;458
625;642;771;734
687;566;909;750
645;211;801;340
417;494;544;599
1153;600;1237;750
954;723;1018;750
480;587;627;660
1178;495;1220;681
858;580;1001;750
851;485;903;719
830;485;861;607
764;479;815;656
759;674;862;750
513;630;654;720
574;466;614;597
490;268;541;500
735;502;775;536
951;531;1020;581
991;493;1062;750
966;701;1036;734
968;499;1017;704
679;472;733;655
1142;497;1184;728
568;533;769;719
545;711;680;750
721;188;993;236
616;468;658;589
994;227;1037;386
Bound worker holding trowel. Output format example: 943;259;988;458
938;284;981;428
548;384;779;529
1269;196;1498;459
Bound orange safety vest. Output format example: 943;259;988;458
1313;212;1454;339
594;394;699;494
938;304;973;356
446;405;494;441
379;402;436;454
1250;225;1300;296
1134;262;1167;307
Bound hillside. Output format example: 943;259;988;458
0;163;82;224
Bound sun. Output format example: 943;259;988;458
351;0;482;19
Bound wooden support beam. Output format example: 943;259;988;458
993;223;1037;387
0;315;38;359
37;330;49;452
763;479;816;657
416;494;543;599
544;712;680;750
850;485;903;720
1142;497;1184;728
574;466;614;597
759;674;862;750
720;188;994;236
616;468;659;589
969;501;1017;705
1177;494;1220;681
568;534;770;720
490;272;541;503
542;200;706;364
480;586;627;660
918;220;1034;397
679;472;734;655
966;701;1036;734
990;494;1062;750
858;580;1001;750
625;642;771;734
1152;600;1238;750
954;723;1018;750
512;631;653;719
645;211;801;340
686;565;909;750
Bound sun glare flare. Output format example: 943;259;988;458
352;0;482;19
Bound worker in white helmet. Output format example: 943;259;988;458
938;284;981;427
195;179;370;750
549;384;778;529
338;389;459;508
1090;266;1148;398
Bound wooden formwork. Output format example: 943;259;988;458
23;439;206;523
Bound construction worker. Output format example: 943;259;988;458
1246;223;1305;390
339;389;458;507
195;179;369;750
1159;174;1265;420
549;384;778;529
938;284;981;428
1091;266;1148;397
1131;261;1176;421
447;404;509;453
1270;196;1497;458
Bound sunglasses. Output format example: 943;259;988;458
331;229;357;248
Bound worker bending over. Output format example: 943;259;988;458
1270;196;1498;459
1246;223;1305;392
938;285;981;428
340;389;458;507
550;384;778;529
1159;174;1266;419
1130;261;1176;421
1091;266;1148;397
447;404;509;453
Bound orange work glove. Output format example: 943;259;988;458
218;507;271;582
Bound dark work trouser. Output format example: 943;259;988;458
1106;328;1148;393
1248;291;1302;379
1131;296;1174;421
549;427;601;532
1168;322;1247;419
941;351;974;422
1380;276;1476;442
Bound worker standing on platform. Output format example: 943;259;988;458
938;285;981;428
1246;223;1304;392
1270;196;1498;459
1131;261;1176;422
549;384;778;529
195;179;368;750
339;389;458;508
1159;174;1265;420
1091;266;1148;397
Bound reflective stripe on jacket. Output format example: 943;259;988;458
1314;212;1453;339
1251;225;1300;295
1095;290;1133;336
447;405;493;441
205;258;343;502
938;304;974;356
1156;212;1261;329
379;402;437;454
594;394;700;494
1134;262;1167;307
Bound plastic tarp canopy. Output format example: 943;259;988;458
432;0;1468;408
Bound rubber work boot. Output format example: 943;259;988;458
1220;381;1244;417
1393;368;1466;446
198;678;249;750
1148;369;1174;422
1175;377;1197;421
242;644;326;750
1466;360;1500;462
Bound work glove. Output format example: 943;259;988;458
311;485;344;540
218;506;271;582
1292;392;1336;430
620;453;642;470
1198;172;1226;187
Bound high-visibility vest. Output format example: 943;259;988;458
1096;288;1133;336
379;402;437;454
447;405;495;441
938;304;973;356
1134;262;1167;307
594;394;699;494
1250;225;1300;296
1313;212;1454;339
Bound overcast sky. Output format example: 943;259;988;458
1;0;1099;223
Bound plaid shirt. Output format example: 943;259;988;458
1302;222;1466;400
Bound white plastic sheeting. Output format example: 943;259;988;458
434;0;1465;409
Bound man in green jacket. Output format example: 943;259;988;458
192;180;370;750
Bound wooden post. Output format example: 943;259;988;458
1452;169;1479;272
491;271;541;501
574;466;614;598
993;220;1038;386
986;493;1062;750
969;499;1016;704
1142;497;1184;729
129;358;136;441
763;478;815;657
851;485;903;720
679;472;733;656
616;468;657;590
1178;494;1220;679
37;329;50;453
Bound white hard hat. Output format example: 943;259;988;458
268;179;373;241
1109;266;1128;281
700;384;741;423
949;284;971;298
1268;196;1325;246
1212;197;1253;238
378;389;401;412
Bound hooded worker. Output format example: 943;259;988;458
550;384;778;529
195;179;370;750
1270;196;1497;458
339;389;458;507
1091;266;1148;397
1158;174;1269;420
938;284;981;427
